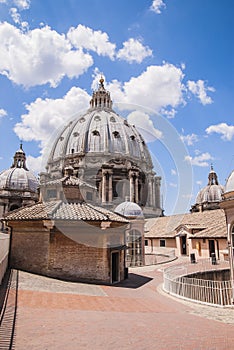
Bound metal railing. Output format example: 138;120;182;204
163;259;233;306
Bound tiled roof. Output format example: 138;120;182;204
3;201;60;220
3;200;128;223
145;209;227;238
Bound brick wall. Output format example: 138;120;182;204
8;220;126;284
9;221;50;275
48;229;110;282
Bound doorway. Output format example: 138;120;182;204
111;251;120;284
208;239;215;257
181;236;187;255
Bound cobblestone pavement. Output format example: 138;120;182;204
10;260;234;349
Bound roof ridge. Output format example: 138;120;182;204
85;202;109;221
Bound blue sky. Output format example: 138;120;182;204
0;0;233;215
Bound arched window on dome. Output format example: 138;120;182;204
92;130;100;136
113;131;120;138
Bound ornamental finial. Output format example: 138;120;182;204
99;75;104;88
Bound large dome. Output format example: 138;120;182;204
46;77;153;177
41;77;162;218
224;170;234;194
49;108;152;167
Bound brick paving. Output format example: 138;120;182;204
5;261;234;349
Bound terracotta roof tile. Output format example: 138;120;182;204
145;209;227;238
3;200;128;223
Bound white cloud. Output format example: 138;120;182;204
184;152;213;167
9;7;21;24
196;180;202;186
14;87;90;146
0;0;7;3
160;107;176;119
180;133;198;146
169;182;177;188
206;122;234;141
0;108;7;118
187;80;215;105
171;169;177;176
13;0;30;10
26;155;43;175
67;24;116;60
127;110;162;142
108;63;185;112
116;38;152;63
150;0;166;14
0;22;93;87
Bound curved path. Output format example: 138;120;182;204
10;260;234;349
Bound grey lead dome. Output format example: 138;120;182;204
48;77;152;170
0;144;38;193
195;166;224;204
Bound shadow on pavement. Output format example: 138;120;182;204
0;269;18;350
114;273;152;289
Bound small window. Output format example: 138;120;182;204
92;130;100;136
130;135;135;140
110;116;116;122
160;239;166;247
60;136;64;141
86;192;93;200
79;117;85;123
94;115;101;121
47;189;57;199
144;239;148;246
73;132;79;137
124;120;129;127
113;131;120;138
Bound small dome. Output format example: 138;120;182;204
0;168;38;192
196;184;224;204
196;166;224;204
0;144;38;193
114;201;143;218
224;170;234;194
191;166;224;213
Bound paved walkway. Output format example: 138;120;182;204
1;260;234;349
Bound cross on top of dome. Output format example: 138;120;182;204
99;75;105;88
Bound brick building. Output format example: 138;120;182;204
4;186;128;284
